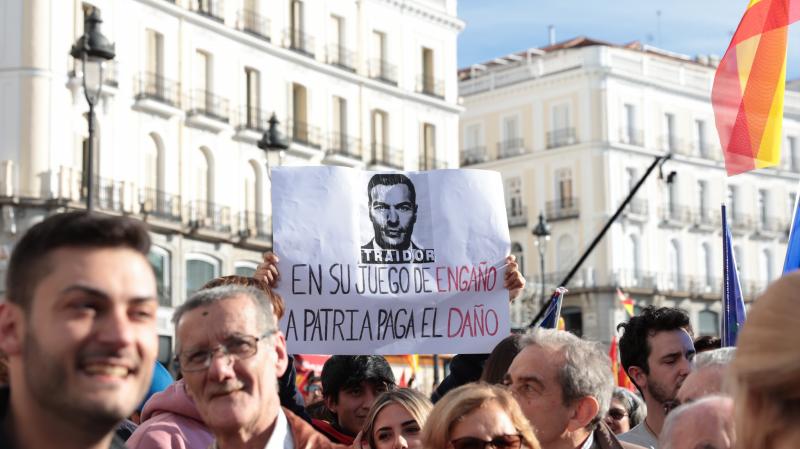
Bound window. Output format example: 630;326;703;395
628;234;641;281
329;15;345;64
505;177;523;217
186;255;220;299
555;168;573;208
560;306;583;337
158;335;173;367
668;239;682;289
501;115;520;155
372;30;386;65
701;242;713;289
761;249;773;282
194;50;211;92
145;29;164;82
422;47;434;86
622;103;637;144
789;136;799;172
625;167;637;192
245;68;260;128
758;189;769;226
696;119;707;157
698;180;708;218
194;148;212;204
698;310;719;337
371;110;388;159
148;247;171;307
290;0;304;41
421;123;436;169
235;262;259;277
553;103;570;132
465;124;481;149
332;96;348;150
556;234;576;271
243;162;258;214
292;83;308;136
664;113;675;151
727;186;738;219
511;243;524;276
667;179;678;216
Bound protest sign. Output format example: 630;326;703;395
272;166;511;354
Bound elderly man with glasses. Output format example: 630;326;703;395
173;285;345;449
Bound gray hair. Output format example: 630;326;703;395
660;395;734;449
172;285;276;351
519;328;614;429
611;387;647;428
695;347;736;369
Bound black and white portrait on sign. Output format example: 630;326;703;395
361;173;435;264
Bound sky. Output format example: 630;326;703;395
457;0;800;79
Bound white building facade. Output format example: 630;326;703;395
0;0;463;365
459;38;800;343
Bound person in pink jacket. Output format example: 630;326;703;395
126;379;214;449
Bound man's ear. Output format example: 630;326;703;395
273;332;289;378
566;396;599;432
324;394;338;414
628;366;647;392
0;302;24;356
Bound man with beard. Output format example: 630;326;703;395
0;212;159;449
617;306;696;449
361;173;434;264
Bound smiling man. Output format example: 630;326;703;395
617;306;696;449
174;285;344;449
0;211;159;449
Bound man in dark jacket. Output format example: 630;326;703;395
0;212;159;449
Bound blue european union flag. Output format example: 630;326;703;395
782;189;800;274
538;287;567;329
721;204;746;347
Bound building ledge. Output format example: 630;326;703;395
185;113;231;133
323;151;365;168
133;97;183;118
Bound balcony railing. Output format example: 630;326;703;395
369;143;404;169
728;211;755;232
546;197;580;221
139;188;182;222
237;9;270;41
416;75;444;98
461;146;488;166
419;157;448;170
187;200;231;233
625;198;649;217
692;209;721;229
368;59;398;85
659;204;691;224
507;205;528;227
619;128;644;146
287;118;322;148
186;89;230;123
754;215;785;235
547;128;577;149
237;106;268;131
327;132;362;159
285;29;315;57
237;211;271;240
189;0;224;22
135;72;181;107
326;45;356;71
497;138;527;159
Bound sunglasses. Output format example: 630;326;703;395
607;409;628;421
451;434;523;449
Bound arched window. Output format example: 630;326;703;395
195;147;213;204
699;310;719;336
511;242;524;276
185;254;220;300
148;246;171;307
700;242;713;289
235;261;259;277
142;133;164;192
556;234;576;272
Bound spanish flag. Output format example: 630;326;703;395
609;335;636;391
712;0;800;176
616;288;635;317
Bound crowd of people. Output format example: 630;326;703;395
0;211;798;449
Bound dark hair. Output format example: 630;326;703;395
693;335;721;353
480;333;521;384
6;211;151;309
617;306;693;377
321;355;396;404
202;275;285;320
367;174;416;205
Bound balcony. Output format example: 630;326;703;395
507;205;528;227
325;132;363;164
369;143;404;170
133;72;181;116
546;197;580;221
692;209;721;231
623;198;649;220
186;200;231;234
185;89;230;131
619;128;644;146
754;215;785;238
286;119;322;149
368;59;398;86
285;29;315;57
659;204;691;226
497;138;528;159
547;128;578;149
237;9;270;41
416;75;444;98
419;157;448;170
461;146;488;166
48;169;136;212
189;0;224;22
237;211;271;241
326;45;356;72
728;211;755;234
138;188;182;223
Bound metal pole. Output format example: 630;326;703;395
86;98;95;211
432;354;440;385
527;153;671;328
538;244;545;308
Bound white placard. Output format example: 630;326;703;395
272;166;511;354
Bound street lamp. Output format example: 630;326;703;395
70;8;115;211
257;114;290;179
532;212;551;308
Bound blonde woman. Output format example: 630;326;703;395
421;383;540;449
362;389;433;449
730;272;800;449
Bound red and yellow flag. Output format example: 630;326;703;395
712;0;800;176
609;335;636;391
616;288;635;317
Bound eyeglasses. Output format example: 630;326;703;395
450;435;523;449
607;409;629;421
175;330;276;372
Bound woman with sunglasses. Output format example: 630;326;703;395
605;388;647;435
421;383;540;449
361;389;433;449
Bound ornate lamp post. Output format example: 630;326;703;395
70;8;115;211
257;114;290;179
532;212;551;308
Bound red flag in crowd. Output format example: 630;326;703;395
609;335;636;392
